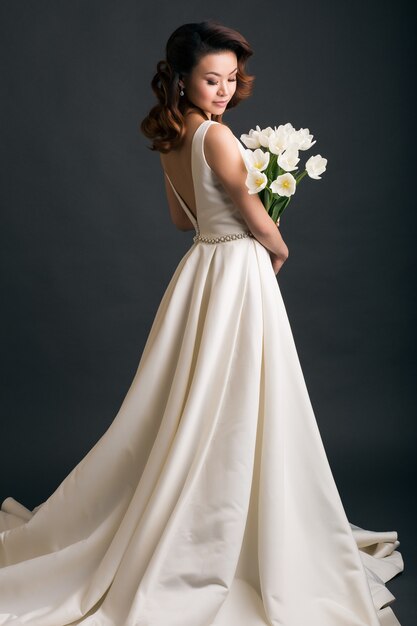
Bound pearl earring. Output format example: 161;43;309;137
180;87;184;96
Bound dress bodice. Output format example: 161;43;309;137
164;120;253;243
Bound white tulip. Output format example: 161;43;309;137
240;125;262;149
274;122;296;134
268;123;299;154
243;148;270;172
268;129;288;155
287;127;316;151
257;126;276;148
270;172;297;197
305;154;327;179
277;147;300;172
246;169;268;194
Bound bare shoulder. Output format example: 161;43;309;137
204;123;242;173
205;122;236;148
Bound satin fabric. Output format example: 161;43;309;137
0;120;404;625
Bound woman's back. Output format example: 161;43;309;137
160;113;206;218
161;117;251;238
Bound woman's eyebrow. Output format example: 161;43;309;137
204;68;238;76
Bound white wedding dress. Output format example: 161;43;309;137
0;119;404;626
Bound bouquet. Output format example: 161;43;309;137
239;123;327;225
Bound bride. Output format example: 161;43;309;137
0;18;404;626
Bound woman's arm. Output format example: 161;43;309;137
204;124;289;262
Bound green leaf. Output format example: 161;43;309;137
264;187;272;210
271;203;280;223
267;152;277;180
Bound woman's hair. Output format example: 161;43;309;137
139;20;255;153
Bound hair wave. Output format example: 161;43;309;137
139;20;255;153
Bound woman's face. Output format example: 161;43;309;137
181;51;238;119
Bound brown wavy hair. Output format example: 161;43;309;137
139;20;255;153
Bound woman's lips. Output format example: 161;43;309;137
214;101;228;106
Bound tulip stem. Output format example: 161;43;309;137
296;170;307;184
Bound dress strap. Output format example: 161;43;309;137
164;171;199;233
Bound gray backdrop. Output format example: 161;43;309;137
0;1;415;623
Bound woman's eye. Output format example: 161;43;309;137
207;79;237;85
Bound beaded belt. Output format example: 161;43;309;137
193;230;254;244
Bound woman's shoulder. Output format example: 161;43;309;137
208;120;233;134
204;120;239;153
203;123;243;176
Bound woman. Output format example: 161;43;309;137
0;19;404;626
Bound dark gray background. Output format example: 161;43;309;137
0;1;415;622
